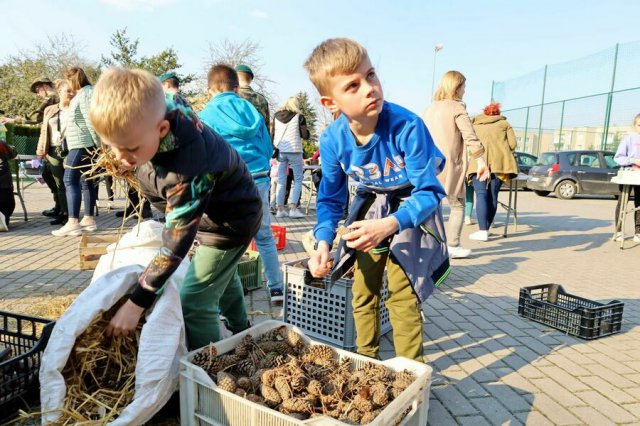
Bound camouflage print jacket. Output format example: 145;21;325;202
238;85;270;131
24;92;59;124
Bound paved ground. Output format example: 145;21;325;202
1;184;639;425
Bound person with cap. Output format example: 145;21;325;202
235;65;270;132
159;72;181;97
1;77;59;125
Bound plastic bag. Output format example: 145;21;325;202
40;221;189;425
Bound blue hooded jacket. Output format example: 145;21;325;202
199;92;272;183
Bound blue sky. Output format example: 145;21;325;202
1;0;638;117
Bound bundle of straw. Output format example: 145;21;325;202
86;146;148;224
52;296;143;425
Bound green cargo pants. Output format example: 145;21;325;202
180;244;249;350
351;197;424;362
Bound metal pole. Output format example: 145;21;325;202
558;100;565;150
524;107;530;153
602;43;619;149
490;80;495;103
537;65;548;157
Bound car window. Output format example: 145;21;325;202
603;153;618;169
538;153;557;165
519;154;537;167
578;153;600;168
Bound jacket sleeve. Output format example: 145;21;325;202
36;107;53;157
129;173;215;309
313;134;347;245
391;118;447;231
258;121;274;162
454;104;485;159
506;122;517;151
614;136;634;166
299;115;311;140
79;89;100;147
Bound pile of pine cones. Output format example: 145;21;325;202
191;325;416;425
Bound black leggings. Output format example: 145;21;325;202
0;188;15;225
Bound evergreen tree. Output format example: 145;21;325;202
295;91;318;157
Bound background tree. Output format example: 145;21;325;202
294;91;319;158
102;28;196;96
0;34;99;118
204;38;276;110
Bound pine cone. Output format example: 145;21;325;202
235;388;246;397
264;352;287;368
260;384;282;407
360;409;382;424
287;412;309;420
261;369;277;387
352;392;374;413
234;335;254;358
261;327;282;342
290;374;308;392
339;408;362;424
364;362;394;382
302;345;335;366
237;376;252;390
392;370;415;390
391;387;404;398
258;341;294;356
237;358;256;377
278;326;304;349
281;397;314;414
246;393;266;405
218;354;240;368
216;371;237;393
371;383;389;407
274;376;292;400
307;380;323;396
250;368;265;389
338;358;352;375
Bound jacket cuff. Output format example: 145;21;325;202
129;285;157;309
392;210;413;232
315;228;335;247
471;146;485;159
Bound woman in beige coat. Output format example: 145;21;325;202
468;103;518;241
36;80;75;225
423;71;489;259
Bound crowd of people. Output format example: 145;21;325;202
1;37;638;364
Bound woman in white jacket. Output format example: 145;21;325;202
273;97;310;218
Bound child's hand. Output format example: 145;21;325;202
308;241;332;278
476;158;491;181
343;217;399;252
106;299;145;337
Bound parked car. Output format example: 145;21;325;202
526;150;620;199
516;152;537;175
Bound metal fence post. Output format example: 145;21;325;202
490;80;495;103
558;100;566;150
601;43;619;149
536;65;548;156
524;107;530;153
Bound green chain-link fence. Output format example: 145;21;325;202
491;41;640;157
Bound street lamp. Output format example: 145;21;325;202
431;43;444;98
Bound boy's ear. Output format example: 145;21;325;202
207;88;216;99
320;95;339;114
158;119;171;138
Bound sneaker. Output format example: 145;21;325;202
288;208;305;218
42;207;59;217
269;288;284;303
0;212;7;232
464;216;473;225
276;209;288;218
80;218;98;232
447;245;472;259
469;230;489;242
49;214;68;226
52;222;82;237
634;234;640;243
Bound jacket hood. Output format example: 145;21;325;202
275;110;296;124
473;114;506;125
200;92;263;140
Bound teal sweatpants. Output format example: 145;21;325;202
180;244;249;350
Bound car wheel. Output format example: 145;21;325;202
555;180;577;199
534;190;550;197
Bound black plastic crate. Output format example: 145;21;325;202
518;284;624;340
0;311;55;421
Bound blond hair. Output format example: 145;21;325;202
65;67;91;91
303;38;368;95
279;96;300;114
433;70;466;101
89;67;165;138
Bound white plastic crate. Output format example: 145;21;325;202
180;320;432;426
282;259;391;351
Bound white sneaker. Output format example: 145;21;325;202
469;230;489;242
288;208;305;218
276;209;288;218
80;218;98;232
0;212;7;232
447;245;471;259
634;234;640;243
464;216;473;225
52;222;82;237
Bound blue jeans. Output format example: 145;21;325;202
472;174;502;231
64;148;96;219
254;179;284;291
276;152;303;207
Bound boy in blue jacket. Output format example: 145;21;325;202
199;64;285;302
305;38;448;362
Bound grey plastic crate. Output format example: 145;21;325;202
282;259;391;351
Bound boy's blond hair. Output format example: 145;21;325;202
433;70;466;102
90;67;165;138
303;38;368;95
